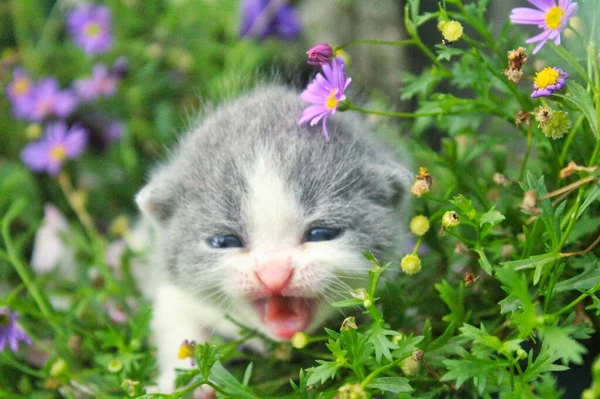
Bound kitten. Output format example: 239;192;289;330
134;86;412;391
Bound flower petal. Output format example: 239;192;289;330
527;0;555;11
510;8;546;24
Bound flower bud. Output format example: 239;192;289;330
401;356;420;376
108;359;123;373
440;20;463;42
337;383;369;399
442;211;460;228
291;332;309;349
410;215;430;236
341;317;358;331
49;358;68;377
400;254;422;275
516;348;527;360
306;43;334;66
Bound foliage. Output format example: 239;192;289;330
1;0;599;398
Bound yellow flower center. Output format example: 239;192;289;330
84;22;101;37
534;67;560;89
50;145;67;161
325;88;339;109
545;6;564;30
13;78;31;96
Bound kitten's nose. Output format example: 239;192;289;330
254;255;294;294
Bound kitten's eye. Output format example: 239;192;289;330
207;235;244;249
305;227;342;242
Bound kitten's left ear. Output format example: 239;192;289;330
135;169;179;223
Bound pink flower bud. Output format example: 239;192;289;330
306;43;334;66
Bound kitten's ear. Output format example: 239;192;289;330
135;171;178;223
370;162;413;209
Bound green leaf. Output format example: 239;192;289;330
496;267;538;337
577;185;600;218
522;342;569;382
305;360;341;386
434;280;465;326
474;248;493;275
538;325;587;365
441;356;509;389
209;361;258;398
554;82;598;139
331;299;364;308
501;253;560;271
367;377;413;393
480;206;505;227
367;322;399;363
400;69;442;100
554;261;600;293
436;45;464;61
450;194;477;220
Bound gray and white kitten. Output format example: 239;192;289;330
134;86;412;391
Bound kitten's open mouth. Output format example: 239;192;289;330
253;296;316;339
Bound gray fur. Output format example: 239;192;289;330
138;85;412;298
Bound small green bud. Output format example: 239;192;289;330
291;332;309;349
108;359;123;373
516;348;527;360
121;379;140;397
442;211;460;228
49;358;68;377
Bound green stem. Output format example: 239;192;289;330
2;200;55;324
553;282;600;317
360;358;403;389
335;39;415;51
559;115;585;166
519;127;533;181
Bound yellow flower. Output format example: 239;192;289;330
441;20;463;42
177;340;196;359
400;254;422;275
410;215;430;236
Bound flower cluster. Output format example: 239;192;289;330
6;4;125;176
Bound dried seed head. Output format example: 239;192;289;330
454;242;468;254
504;68;524;83
464;272;479;286
533;105;553;128
341;316;358;331
507;47;528;71
515;110;531;127
411;179;430;197
521;190;539;214
412;349;424;361
493;173;509;186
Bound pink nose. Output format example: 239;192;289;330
254;256;294;294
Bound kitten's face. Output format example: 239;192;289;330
137;87;410;340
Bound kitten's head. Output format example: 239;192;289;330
136;87;411;339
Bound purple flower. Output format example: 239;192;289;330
21;122;88;175
74;64;118;101
531;66;568;98
5;68;35;119
240;0;301;40
510;0;578;54
306;43;334;66
67;5;113;54
0;309;32;353
104;121;125;142
27;79;78;121
298;57;351;142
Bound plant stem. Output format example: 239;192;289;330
335;39;415;51
553;282;600;317
519;127;533;181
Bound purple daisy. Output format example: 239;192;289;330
5;68;35;119
531;66;568;98
28;78;78;122
510;0;578;54
67;5;113;54
74;64;119;101
21;122;88;176
306;43;334;66
0;308;32;353
240;0;301;40
298;57;351;142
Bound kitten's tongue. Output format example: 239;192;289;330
258;296;312;339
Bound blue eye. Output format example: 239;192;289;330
207;235;244;249
305;227;342;242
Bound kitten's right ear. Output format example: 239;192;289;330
135;174;177;223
